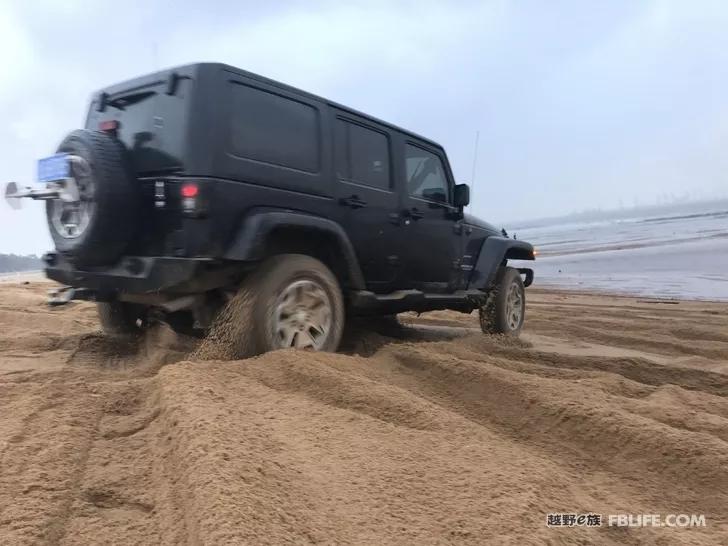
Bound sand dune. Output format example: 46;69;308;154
0;281;727;544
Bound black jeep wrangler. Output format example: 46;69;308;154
5;63;534;356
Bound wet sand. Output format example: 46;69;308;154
518;205;728;301
533;236;728;301
0;280;727;544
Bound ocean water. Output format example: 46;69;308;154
513;203;728;301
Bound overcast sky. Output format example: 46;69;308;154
1;0;727;254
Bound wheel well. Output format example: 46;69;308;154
262;227;352;288
504;246;534;261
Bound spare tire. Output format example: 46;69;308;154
46;129;139;267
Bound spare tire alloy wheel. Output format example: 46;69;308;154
47;130;139;267
47;155;95;239
272;279;332;350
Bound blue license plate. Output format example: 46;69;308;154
37;153;70;183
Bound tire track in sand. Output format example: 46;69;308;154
1;282;727;544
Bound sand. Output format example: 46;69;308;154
0;281;727;545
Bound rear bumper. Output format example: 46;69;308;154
44;252;210;295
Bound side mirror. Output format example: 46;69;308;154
453;183;470;208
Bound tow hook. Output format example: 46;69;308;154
47;286;94;307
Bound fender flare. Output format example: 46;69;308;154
224;209;366;290
467;236;535;290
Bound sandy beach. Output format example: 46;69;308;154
0;279;727;544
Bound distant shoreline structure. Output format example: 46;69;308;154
0;271;44;282
510;197;728;230
0;253;43;274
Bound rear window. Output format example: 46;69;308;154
86;79;189;174
229;83;320;173
335;119;390;190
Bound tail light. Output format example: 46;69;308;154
99;120;119;135
152;180;208;217
179;182;207;217
181;183;199;198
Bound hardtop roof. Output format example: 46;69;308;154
94;62;445;151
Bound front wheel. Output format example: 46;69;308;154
479;267;526;336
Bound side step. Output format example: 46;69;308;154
350;289;488;314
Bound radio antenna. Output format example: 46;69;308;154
469;130;480;212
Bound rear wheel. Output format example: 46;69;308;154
479;267;525;336
205;254;345;359
97;301;147;337
165;311;202;338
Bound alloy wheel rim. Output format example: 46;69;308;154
505;281;524;330
272;279;332;350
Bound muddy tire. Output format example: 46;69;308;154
97;301;147;337
205;254;345;359
479;267;525;336
165;311;202;338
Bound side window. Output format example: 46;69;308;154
335;119;390;190
405;144;450;203
229;83;319;173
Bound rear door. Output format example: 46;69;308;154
399;140;463;291
332;109;403;293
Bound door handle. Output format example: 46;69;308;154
339;195;367;209
405;207;424;220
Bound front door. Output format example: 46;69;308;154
332;111;403;293
399;141;463;291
